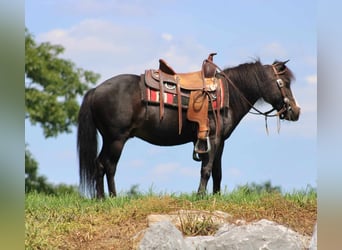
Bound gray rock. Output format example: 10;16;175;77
183;219;310;250
209;219;307;250
309;222;317;250
138;221;187;250
184;235;215;249
139;217;311;250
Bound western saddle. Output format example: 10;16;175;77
143;53;221;156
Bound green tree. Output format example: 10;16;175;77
25;145;79;195
238;181;281;195
25;146;54;194
25;28;100;137
25;28;100;193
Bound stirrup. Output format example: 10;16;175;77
194;136;211;154
192;150;201;161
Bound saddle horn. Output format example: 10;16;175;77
203;52;217;78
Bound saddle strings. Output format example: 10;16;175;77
265;115;281;135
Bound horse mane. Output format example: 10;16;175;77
222;60;268;88
222;59;295;87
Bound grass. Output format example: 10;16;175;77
25;187;317;250
178;211;219;236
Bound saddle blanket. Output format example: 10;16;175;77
142;80;225;111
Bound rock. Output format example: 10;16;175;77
190;219;311;250
138;221;187;250
184;235;215;249
214;223;236;236
139;218;311;250
147;214;174;227
309;222;317;250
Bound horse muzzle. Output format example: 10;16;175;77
279;101;301;121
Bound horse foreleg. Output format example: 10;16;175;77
212;163;222;194
212;142;224;194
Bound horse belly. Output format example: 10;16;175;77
133;108;195;146
135;131;193;146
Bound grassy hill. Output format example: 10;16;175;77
25;187;316;249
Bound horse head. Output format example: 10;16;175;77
262;60;301;121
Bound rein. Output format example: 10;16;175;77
204;59;288;134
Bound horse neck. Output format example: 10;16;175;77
229;76;261;115
224;65;264;119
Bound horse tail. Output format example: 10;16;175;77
77;88;97;198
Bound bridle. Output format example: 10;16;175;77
204;59;293;133
243;62;293;121
270;62;293;120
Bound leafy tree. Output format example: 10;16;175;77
126;184;142;197
238;181;281;195
52;184;78;195
25;146;54;194
25;28;100;137
25;28;100;193
25;146;79;195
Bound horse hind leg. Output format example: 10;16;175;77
97;139;126;198
94;157;105;199
197;139;223;195
197;153;213;195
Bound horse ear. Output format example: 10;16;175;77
273;60;289;72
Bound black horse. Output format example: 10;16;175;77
77;59;300;198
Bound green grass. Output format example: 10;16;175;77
25;188;317;249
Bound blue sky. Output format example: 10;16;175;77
25;0;316;194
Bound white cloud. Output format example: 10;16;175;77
37;19;208;81
261;42;288;58
38;19;147;54
227;167;242;177
305;75;317;85
151;162;197;180
152;163;180;177
129;159;145;168
37;19;158;79
179;167;198;178
161;33;173;42
54;0;152;17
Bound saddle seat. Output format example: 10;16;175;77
151;68;218;92
143;53;221;158
158;53;218;91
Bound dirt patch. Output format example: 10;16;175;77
64;218;147;250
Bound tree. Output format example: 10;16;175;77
25;146;54;194
25;28;100;193
238;181;281;195
25;28;100;137
26;146;79;195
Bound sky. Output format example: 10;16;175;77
25;0;316;194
